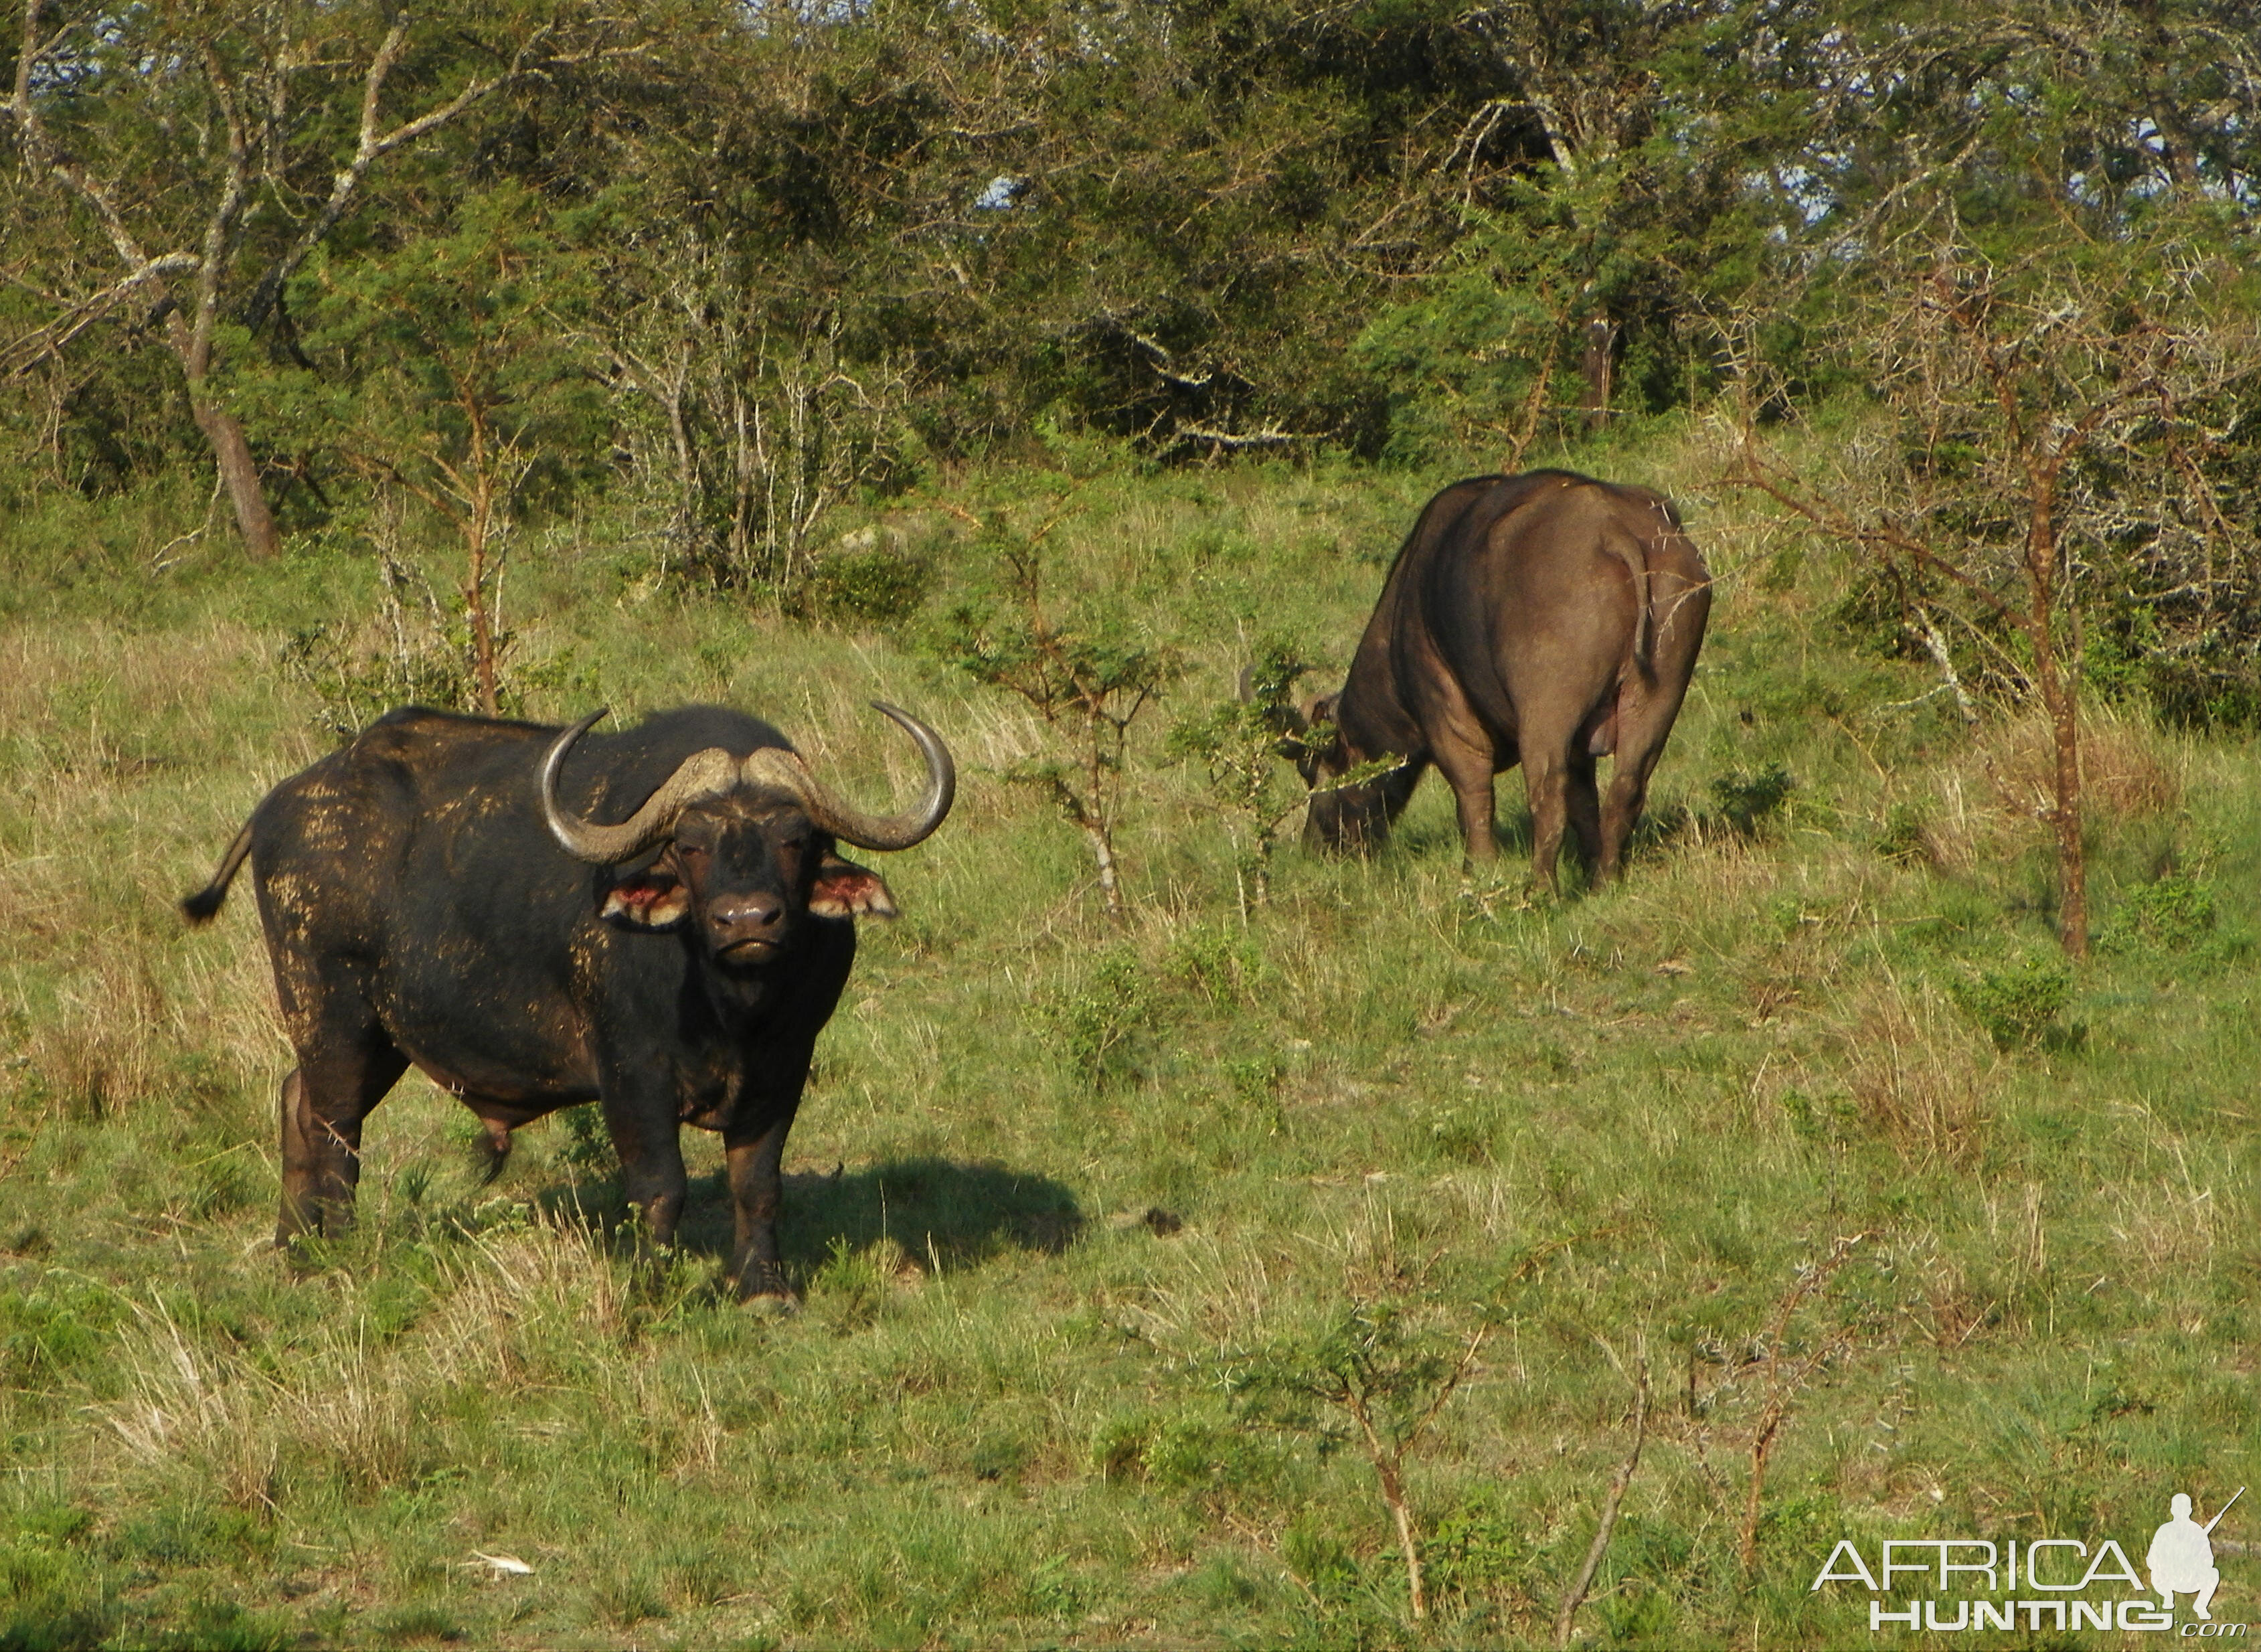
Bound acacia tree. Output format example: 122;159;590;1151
293;185;601;715
1725;210;2260;957
936;517;1179;926
3;0;638;560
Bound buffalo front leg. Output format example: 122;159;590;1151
723;1107;801;1303
720;1035;817;1303
600;1084;689;1248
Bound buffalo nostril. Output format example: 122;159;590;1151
711;898;784;935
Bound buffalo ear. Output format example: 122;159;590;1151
809;855;898;920
1305;693;1339;730
600;847;691;930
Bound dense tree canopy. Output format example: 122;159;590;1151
5;0;2256;639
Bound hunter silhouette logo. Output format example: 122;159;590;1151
1811;1486;2247;1633
2151;1489;2242;1621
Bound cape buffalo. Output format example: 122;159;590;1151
181;701;953;1301
1286;470;1709;888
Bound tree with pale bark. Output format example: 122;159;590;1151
1724;208;2260;957
3;0;642;560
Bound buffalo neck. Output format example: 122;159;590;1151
1336;630;1427;770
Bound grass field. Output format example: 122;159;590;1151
2;428;2257;1649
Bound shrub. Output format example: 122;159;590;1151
1044;949;1157;1088
1710;765;1795;837
802;534;932;629
1950;957;2083;1052
2100;874;2216;953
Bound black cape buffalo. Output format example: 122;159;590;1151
1286;470;1709;888
181;701;953;1301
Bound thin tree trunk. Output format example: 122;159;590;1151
1084;821;1124;925
1580;314;1614;432
466;521;499;717
2025;490;2087;957
2038;650;2086;959
1558;1368;1649;1647
1376;1453;1428;1621
667;389;698;572
190;398;281;561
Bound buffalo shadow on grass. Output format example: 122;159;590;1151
535;1153;1085;1281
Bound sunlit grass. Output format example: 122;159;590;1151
3;434;2256;1647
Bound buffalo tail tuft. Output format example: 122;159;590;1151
181;884;229;925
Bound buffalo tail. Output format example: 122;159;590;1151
181;821;255;925
1608;529;1654;676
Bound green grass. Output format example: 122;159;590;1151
3;432;2258;1647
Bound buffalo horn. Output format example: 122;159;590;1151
539;702;954;865
541;710;741;865
765;701;956;851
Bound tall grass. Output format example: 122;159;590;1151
1;433;2254;1647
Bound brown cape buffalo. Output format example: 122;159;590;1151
1285;470;1709;888
181;701;952;1301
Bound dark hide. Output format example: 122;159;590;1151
1299;471;1711;888
184;705;924;1300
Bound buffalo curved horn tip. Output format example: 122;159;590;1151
800;702;955;852
539;709;612;855
541;708;740;866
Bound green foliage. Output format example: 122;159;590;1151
934;519;1179;920
801;538;934;631
1424;1496;1522;1606
555;1103;616;1179
1709;765;1795;837
2100;874;2217;955
1950;957;2082;1053
1044;950;1157;1088
1230;1299;1467;1455
1167;637;1323;912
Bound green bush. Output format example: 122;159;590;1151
1044;949;1157;1088
1710;765;1795;837
803;538;932;629
1424;1497;1521;1605
1950;957;2083;1052
2100;874;2216;953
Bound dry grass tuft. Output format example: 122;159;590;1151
1977;704;2183;822
1835;981;1993;1167
17;957;168;1119
1908;704;2184;870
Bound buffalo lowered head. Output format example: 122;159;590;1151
539;703;954;965
1240;667;1396;853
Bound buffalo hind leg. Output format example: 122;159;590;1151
1522;748;1576;893
1565;754;1604;884
1599;691;1676;882
1599;753;1661;884
1430;735;1500;866
276;1038;407;1247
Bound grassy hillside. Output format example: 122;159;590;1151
2;430;2256;1649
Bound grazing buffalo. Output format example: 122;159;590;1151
181;701;954;1301
1285;470;1709;888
